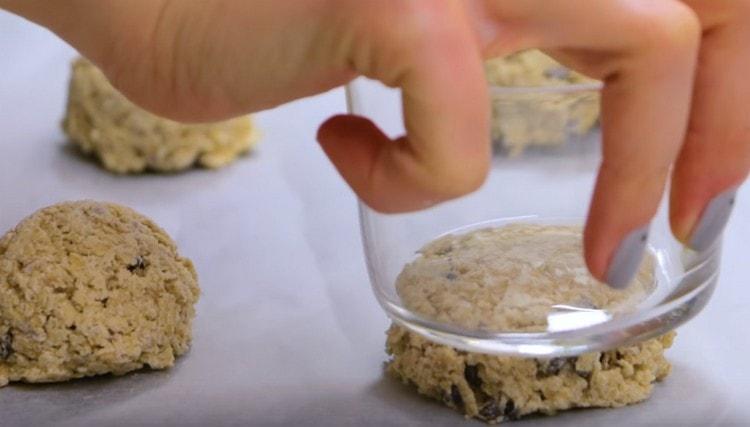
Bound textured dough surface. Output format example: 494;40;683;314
485;50;600;155
62;58;259;173
0;201;199;387
396;224;655;332
387;325;674;424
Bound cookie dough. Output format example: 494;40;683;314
389;224;669;423
387;325;675;424
396;224;655;332
62;58;260;173
0;201;200;387
485;50;601;156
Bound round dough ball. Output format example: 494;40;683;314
0;201;200;386
62;58;260;173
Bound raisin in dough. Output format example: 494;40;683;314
485;50;601;155
62;58;260;173
387;325;674;424
0;201;199;386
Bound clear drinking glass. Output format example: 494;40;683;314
350;77;720;357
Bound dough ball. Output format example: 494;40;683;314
387;325;674;424
62;58;260;173
0;201;200;386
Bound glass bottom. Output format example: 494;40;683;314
372;216;719;357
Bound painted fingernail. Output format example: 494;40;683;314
689;187;738;252
606;224;650;289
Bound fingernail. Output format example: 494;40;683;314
606;224;650;289
689;187;738;252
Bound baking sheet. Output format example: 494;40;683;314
2;11;750;426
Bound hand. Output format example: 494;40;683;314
504;0;749;286
475;0;702;287
667;0;749;252
3;0;743;288
1;0;491;212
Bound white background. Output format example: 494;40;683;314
1;10;749;426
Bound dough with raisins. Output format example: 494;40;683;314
63;58;260;173
387;325;674;424
0;201;199;386
389;224;671;423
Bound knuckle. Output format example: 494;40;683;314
633;2;701;51
426;158;489;199
385;1;462;53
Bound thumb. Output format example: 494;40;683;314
317;114;450;212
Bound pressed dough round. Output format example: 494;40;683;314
390;224;670;423
485;50;601;155
62;58;260;173
0;201;200;386
387;325;674;424
396;224;655;332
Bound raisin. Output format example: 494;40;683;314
576;368;592;380
435;246;453;256
537;357;570;377
127;256;148;275
547;358;568;375
0;333;12;360
504;399;520;420
446;385;463;408
478;400;503;421
464;364;482;388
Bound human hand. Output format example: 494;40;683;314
486;0;749;286
2;0;743;288
666;0;749;253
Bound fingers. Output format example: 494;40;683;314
318;115;450;211
318;1;490;213
321;0;703;289
478;0;701;286
585;6;700;287
669;3;750;250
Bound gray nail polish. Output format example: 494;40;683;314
689;187;738;252
606;224;650;289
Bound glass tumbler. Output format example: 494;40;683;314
349;77;720;357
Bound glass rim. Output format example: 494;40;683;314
348;77;716;356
